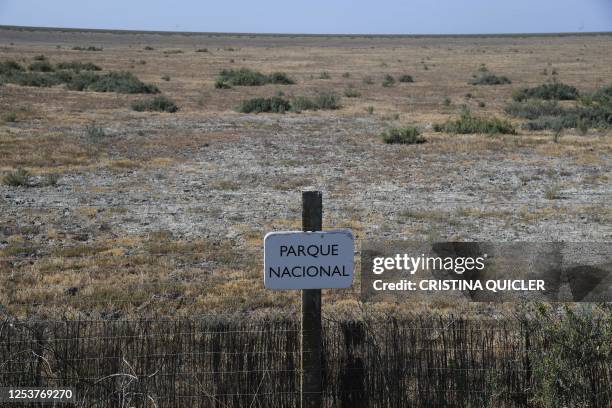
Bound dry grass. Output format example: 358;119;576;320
0;29;610;317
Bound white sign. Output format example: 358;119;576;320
264;230;354;290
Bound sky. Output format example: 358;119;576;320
0;0;611;35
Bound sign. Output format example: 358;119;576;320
264;230;354;289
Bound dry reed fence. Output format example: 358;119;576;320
0;315;609;407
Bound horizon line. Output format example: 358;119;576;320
1;24;612;38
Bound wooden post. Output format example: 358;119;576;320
301;191;322;408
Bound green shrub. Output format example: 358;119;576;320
588;84;612;106
6;72;64;87
56;61;101;71
382;74;395;87
28;61;55;72
217;68;294;86
291;96;318;111
72;46;103;51
313;92;340;110
238;97;291;113
214;79;231;89
527;305;612;408
522;105;612;131
218;68;267;86
88;72;159;94
144;46;155;51
2;112;17;122
131;95;179;113
513;82;579;101
342;72;350;78
291;92;340;111
469;73;511;85
319;71;331;79
505;100;565;119
435;110;516;134
196;48;208;52
398;74;414;83
443;97;452;107
85;123;106;142
0;60;25;75
382;127;425;144
344;86;361;98
2;168;30;187
65;71;100;91
267;72;295;85
33;55;47;61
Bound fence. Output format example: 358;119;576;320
1;315;609;407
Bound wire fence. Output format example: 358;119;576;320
0;316;609;407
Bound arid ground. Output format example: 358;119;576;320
1;28;610;318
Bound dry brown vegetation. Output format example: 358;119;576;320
0;28;611;318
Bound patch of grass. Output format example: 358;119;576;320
2;168;31;187
513;82;579;101
131;95;179;113
1;67;158;94
217;68;294;86
434;109;516;134
42;173;60;187
85;123;107;143
291;92;340;111
505;100;565;119
214;79;231;89
342;72;350;78
382;74;395;87
3;71;64;87
88;71;160;94
267;72;295;85
363;76;374;85
72;46;103;51
237;97;291;113
469;73;511;85
56;61;101;71
589;84;612;105
0;60;25;75
343;86;361;98
398;74;414;83
28;61;55;72
366;106;374;114
544;184;562;200
161;74;171;81
318;71;331;79
65;71;100;91
2;112;17;122
509;85;612;131
221;68;267;86
33;55;47;61
382;127;425;144
163;49;183;55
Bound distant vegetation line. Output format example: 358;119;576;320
1;25;611;38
